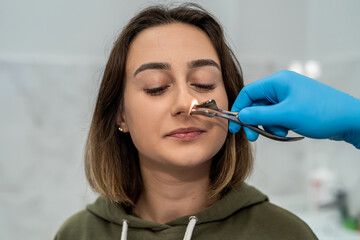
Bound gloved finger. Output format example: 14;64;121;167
263;125;288;137
231;81;268;112
229;121;242;133
230;89;253;113
231;74;282;113
238;104;288;127
244;127;259;141
229;102;265;133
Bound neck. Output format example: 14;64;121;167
134;159;215;224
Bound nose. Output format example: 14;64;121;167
170;85;197;117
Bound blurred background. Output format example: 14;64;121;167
1;0;359;239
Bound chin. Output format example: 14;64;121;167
164;151;215;169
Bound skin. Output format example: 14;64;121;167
117;23;228;223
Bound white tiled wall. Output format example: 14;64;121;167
0;61;100;239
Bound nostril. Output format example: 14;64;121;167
175;110;186;116
172;104;195;117
170;89;198;117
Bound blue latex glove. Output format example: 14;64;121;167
229;70;360;149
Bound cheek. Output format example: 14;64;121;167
125;106;160;134
211;84;229;137
213;83;229;110
214;117;229;140
123;97;165;150
205;118;228;162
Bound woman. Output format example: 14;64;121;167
55;3;317;239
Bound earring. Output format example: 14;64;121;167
118;127;124;132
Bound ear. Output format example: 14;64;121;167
116;109;128;132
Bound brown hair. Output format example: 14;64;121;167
85;3;253;206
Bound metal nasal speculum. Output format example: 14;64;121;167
190;99;304;142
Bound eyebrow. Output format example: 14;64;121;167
133;62;171;77
188;59;220;70
133;59;220;77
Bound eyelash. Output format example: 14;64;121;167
192;84;215;91
145;86;169;96
144;84;215;96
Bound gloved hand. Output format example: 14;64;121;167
229;70;360;149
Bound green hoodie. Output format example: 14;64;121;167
55;183;317;239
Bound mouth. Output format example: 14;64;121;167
166;127;205;140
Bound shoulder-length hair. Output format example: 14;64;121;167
85;3;253;206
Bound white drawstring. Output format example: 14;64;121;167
120;219;128;240
183;216;198;240
120;216;198;240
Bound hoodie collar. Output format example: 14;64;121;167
87;183;268;230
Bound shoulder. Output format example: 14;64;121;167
54;210;93;240
55;208;110;240
54;198;125;240
209;183;317;239
240;201;318;239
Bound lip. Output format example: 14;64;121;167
166;127;205;140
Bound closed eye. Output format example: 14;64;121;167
192;84;215;92
144;86;169;96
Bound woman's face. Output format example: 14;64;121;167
119;23;228;169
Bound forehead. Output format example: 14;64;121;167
126;23;220;71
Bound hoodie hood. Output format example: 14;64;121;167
86;183;268;230
56;183;317;239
